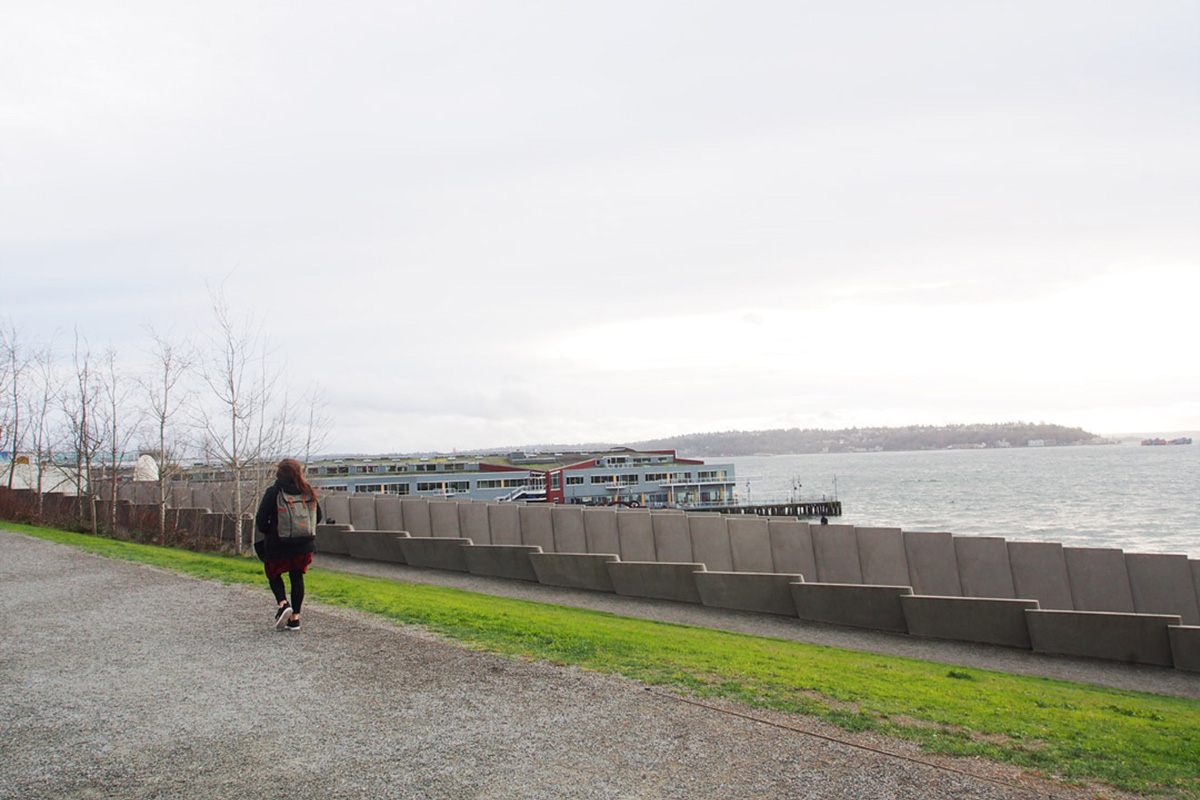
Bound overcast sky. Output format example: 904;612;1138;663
3;1;1198;454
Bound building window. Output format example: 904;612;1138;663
382;483;410;495
644;472;668;482
417;481;470;493
618;473;640;485
566;475;584;486
591;475;615;485
355;484;382;493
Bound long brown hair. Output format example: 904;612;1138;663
277;458;318;501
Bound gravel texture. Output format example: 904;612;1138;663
0;530;1166;799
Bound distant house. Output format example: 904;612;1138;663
2;459;80;495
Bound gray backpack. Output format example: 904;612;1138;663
276;490;318;538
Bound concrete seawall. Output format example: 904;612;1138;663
8;485;1200;672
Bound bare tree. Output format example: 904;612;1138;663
197;283;282;554
2;320;31;490
63;330;106;533
24;340;67;523
139;326;194;536
100;347;139;535
299;385;332;468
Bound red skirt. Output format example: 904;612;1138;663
264;552;314;580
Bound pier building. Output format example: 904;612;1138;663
305;448;739;509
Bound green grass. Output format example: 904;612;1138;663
10;522;1200;798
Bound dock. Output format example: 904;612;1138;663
698;500;842;519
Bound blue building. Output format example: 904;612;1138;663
307;447;737;509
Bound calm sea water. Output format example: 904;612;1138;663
727;443;1200;558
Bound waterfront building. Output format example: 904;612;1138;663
305;447;738;509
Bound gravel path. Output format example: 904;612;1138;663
0;530;1160;799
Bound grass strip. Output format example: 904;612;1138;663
10;523;1200;798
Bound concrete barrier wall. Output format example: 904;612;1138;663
530;553;618;592
1125;553;1200;626
458;502;491;545
901;596;1038;648
348;496;378;531
583;508;620;556
170;485;192;507
954;536;1016;599
691;515;734;572
652;513;693;563
607;562;705;604
321;493;350;525
1026;609;1181;667
1008;541;1074;610
400;498;432;537
315;523;352;555
488;503;521;545
695;572;801;616
375;495;404;531
519;505;555;552
768;520;816;578
790;582;912;633
551;506;587;553
397;537;471;571
429;500;461;538
1169;626;1200;672
617;511;656;562
722;516;767;573
1063;547;1135;613
856;527;909;586
462;544;541;581
903;531;961;597
191;486;215;513
811;524;862;584
344;531;408;563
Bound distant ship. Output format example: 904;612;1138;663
1141;437;1193;446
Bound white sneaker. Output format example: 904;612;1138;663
274;604;293;630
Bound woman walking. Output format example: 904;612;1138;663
255;458;322;631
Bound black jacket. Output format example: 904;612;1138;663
254;478;322;562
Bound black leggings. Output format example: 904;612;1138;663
268;570;305;613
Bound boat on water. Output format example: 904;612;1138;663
1141;437;1193;446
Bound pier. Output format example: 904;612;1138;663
703;500;842;519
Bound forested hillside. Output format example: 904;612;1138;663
625;423;1100;457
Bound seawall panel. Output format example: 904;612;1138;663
1008;541;1074;610
768;519;816;579
1063;547;1135;613
551;506;587;553
811;524;862;584
1126;553;1200;626
856;527;909;586
903;531;961;597
691;515;734;573
954;536;1016;598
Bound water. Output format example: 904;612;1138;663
727;443;1200;557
